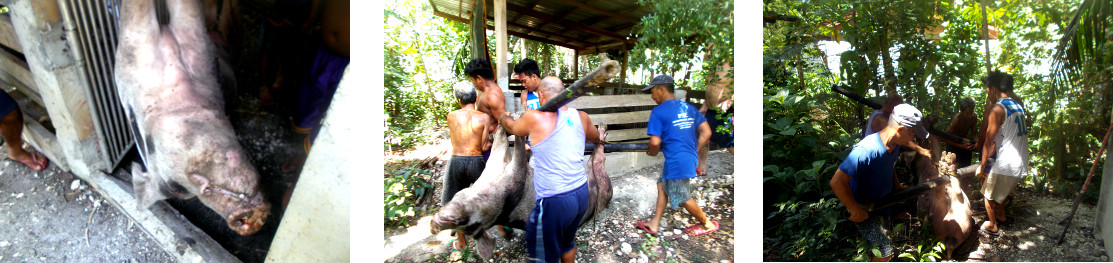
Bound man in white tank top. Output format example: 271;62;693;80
975;71;1029;236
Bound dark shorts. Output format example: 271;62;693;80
705;106;733;148
292;41;351;141
0;91;16;118
658;176;693;209
855;216;893;258
442;155;486;205
526;183;589;262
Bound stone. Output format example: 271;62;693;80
620;243;632;254
70;180;80;190
674;229;682;235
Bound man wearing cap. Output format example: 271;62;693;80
865;94;933;159
635;75;719;237
830;103;927;261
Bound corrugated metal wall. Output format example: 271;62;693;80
64;0;133;170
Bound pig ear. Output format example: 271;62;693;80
131;163;166;209
475;231;496;260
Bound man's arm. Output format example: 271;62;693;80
475;114;492;152
647;135;662;156
498;111;532;137
580;111;599;142
697;121;711;154
978;106;1005;176
902;140;931;159
830;169;868;223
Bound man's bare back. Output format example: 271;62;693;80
448;108;491;156
477;82;506;133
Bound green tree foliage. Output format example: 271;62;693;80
629;0;733;89
384;0;470;151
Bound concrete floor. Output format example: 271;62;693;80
0;143;172;262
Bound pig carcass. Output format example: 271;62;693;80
114;0;269;236
430;126;612;260
914;137;975;259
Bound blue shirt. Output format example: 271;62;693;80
838;133;900;207
530;107;588;199
647;99;707;180
525;91;540;110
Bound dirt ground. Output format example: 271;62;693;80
383;140;735;262
0;144;172;262
956;188;1108;261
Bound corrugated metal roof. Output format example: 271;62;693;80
430;0;644;54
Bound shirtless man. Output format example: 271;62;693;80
464;58;506;160
443;82;491;250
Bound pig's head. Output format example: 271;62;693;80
185;146;270;236
429;187;497;236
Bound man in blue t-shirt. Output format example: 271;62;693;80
635;75;718;237
830;103;928;262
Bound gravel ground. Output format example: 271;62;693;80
958;188;1108;262
0;144;173;262
385;148;735;262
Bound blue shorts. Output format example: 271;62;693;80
526;183;589;262
705;106;733;148
0;91;16;117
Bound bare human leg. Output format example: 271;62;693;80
645;182;667;233
561;247;576;263
679;198;714;230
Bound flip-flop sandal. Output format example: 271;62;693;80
636;221;659;236
7;151;47;171
696;168;708;176
685;221;719;236
979;222;1000;237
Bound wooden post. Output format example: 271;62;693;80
495;0;508;92
572;51;579;77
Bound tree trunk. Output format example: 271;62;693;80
981;0;992;72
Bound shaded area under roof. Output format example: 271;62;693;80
430;0;647;55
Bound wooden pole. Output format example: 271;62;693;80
495;0;508;91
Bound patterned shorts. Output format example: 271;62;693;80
658;177;692;209
855;216;893;258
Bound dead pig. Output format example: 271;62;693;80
430;126;612;260
114;0;269;236
915;137;975;258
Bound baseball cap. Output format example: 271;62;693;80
641;75;674;92
892;103;929;139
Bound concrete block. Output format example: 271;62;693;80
266;67;352;262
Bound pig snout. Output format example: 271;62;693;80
226;201;270;236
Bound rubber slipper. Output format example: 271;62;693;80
696;168;707;176
979;222;1000;237
7;151;47;171
685;221;719;236
636;221;659;236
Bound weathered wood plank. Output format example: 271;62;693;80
0;15;22;54
568;94;655;109
589;110;651;125
0;45;38;98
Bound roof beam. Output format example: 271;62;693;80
547;0;639;23
503;2;630;42
433;10;585;50
534;0;598;33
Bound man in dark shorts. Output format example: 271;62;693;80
465;58;506;161
0;91;47;171
697;99;733;175
830;103;927;261
943;97;978;168
498;77;599;263
635;75;718;237
443;82;491;250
